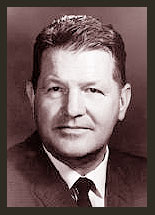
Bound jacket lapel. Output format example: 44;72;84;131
31;161;77;207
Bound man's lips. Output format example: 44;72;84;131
53;125;93;134
54;126;93;130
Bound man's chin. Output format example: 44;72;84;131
53;149;91;159
52;145;105;161
43;141;89;158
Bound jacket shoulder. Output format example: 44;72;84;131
7;132;49;207
109;149;147;207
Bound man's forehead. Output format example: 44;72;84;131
41;47;114;62
41;48;114;71
39;48;116;88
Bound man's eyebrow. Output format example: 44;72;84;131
43;77;65;85
79;81;101;87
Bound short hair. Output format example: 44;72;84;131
32;15;127;92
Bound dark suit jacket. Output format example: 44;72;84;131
7;131;147;207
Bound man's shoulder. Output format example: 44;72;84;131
7;131;49;177
8;131;43;168
7;132;55;207
109;148;147;183
7;133;37;206
8;131;40;154
109;148;147;168
111;147;146;168
108;148;147;206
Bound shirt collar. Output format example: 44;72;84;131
43;145;109;198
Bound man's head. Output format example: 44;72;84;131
26;15;131;160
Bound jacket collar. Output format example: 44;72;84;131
31;161;77;207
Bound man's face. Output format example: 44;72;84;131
32;49;125;158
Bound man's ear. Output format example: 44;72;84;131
26;81;35;112
118;83;131;121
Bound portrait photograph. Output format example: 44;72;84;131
7;7;147;207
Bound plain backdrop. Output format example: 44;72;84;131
7;7;147;157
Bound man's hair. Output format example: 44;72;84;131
32;15;127;92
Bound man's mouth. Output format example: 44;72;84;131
54;126;93;135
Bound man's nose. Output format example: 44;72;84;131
64;90;86;118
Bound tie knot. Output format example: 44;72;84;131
74;177;93;193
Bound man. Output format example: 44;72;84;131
7;15;147;207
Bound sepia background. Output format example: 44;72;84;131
7;7;147;157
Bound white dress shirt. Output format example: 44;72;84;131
43;145;109;207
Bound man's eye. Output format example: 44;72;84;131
47;87;61;92
46;86;67;98
89;88;97;93
86;88;103;94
